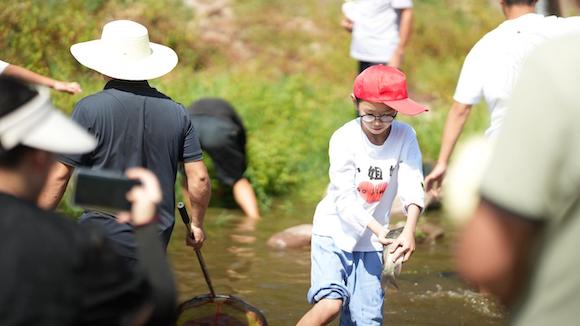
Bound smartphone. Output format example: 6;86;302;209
72;168;141;213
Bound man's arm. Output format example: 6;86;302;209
424;101;473;194
183;160;211;249
3;64;82;94
389;8;413;69
456;199;540;306
341;16;354;33
38;161;74;210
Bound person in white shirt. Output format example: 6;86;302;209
341;0;414;73
0;59;81;94
424;0;580;195
297;65;427;326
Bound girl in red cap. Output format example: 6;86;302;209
298;65;427;326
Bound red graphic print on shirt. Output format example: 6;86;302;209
357;181;388;203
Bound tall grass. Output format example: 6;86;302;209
1;0;501;210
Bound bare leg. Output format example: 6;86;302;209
297;299;342;326
232;178;260;218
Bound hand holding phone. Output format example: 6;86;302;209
118;168;162;226
73;168;140;214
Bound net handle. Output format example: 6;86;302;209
177;202;216;297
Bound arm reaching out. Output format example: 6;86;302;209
424;101;473;195
3;64;82;94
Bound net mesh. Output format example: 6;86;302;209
177;294;268;326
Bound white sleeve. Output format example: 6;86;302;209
557;16;580;36
342;1;361;22
328;131;374;236
453;42;485;105
397;128;425;214
0;60;10;75
392;0;413;9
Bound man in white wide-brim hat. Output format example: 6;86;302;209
40;20;211;267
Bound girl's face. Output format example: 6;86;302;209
357;100;397;136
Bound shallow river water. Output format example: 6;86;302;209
167;201;505;325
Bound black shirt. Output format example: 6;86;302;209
0;193;152;325
188;97;246;147
60;80;202;256
187;98;248;185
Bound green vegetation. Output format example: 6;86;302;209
1;0;501;211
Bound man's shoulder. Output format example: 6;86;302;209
470;26;504;52
75;89;120;111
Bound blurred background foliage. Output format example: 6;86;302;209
0;0;500;212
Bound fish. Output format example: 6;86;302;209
381;226;405;291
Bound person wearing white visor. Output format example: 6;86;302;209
39;20;210;267
0;84;94;155
0;76;177;325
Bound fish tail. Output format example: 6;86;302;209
381;274;399;291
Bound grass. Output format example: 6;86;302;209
1;0;502;211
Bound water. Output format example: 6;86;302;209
168;200;505;325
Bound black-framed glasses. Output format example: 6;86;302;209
359;113;397;123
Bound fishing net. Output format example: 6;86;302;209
177;294;268;326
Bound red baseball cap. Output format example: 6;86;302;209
353;65;428;116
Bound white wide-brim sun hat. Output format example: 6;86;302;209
70;20;178;81
0;86;97;154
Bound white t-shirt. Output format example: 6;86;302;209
312;119;425;252
343;0;413;63
0;60;9;74
454;13;580;138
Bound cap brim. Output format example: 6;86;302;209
21;107;97;154
70;40;178;80
384;98;428;116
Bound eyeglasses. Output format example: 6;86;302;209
359;113;397;123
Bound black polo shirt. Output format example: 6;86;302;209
60;80;202;259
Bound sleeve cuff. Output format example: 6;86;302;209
401;201;425;216
58;155;80;168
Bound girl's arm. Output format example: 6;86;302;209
390;204;420;262
383;127;425;262
3;64;82;94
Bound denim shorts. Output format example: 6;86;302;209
307;234;384;326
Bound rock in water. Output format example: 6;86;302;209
267;224;312;250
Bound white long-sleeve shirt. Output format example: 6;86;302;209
312;119;424;252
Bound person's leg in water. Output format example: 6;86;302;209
297;298;342;326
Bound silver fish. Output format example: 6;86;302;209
381;227;405;291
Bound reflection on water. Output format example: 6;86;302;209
168;201;505;326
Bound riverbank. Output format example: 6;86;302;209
2;0;500;208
